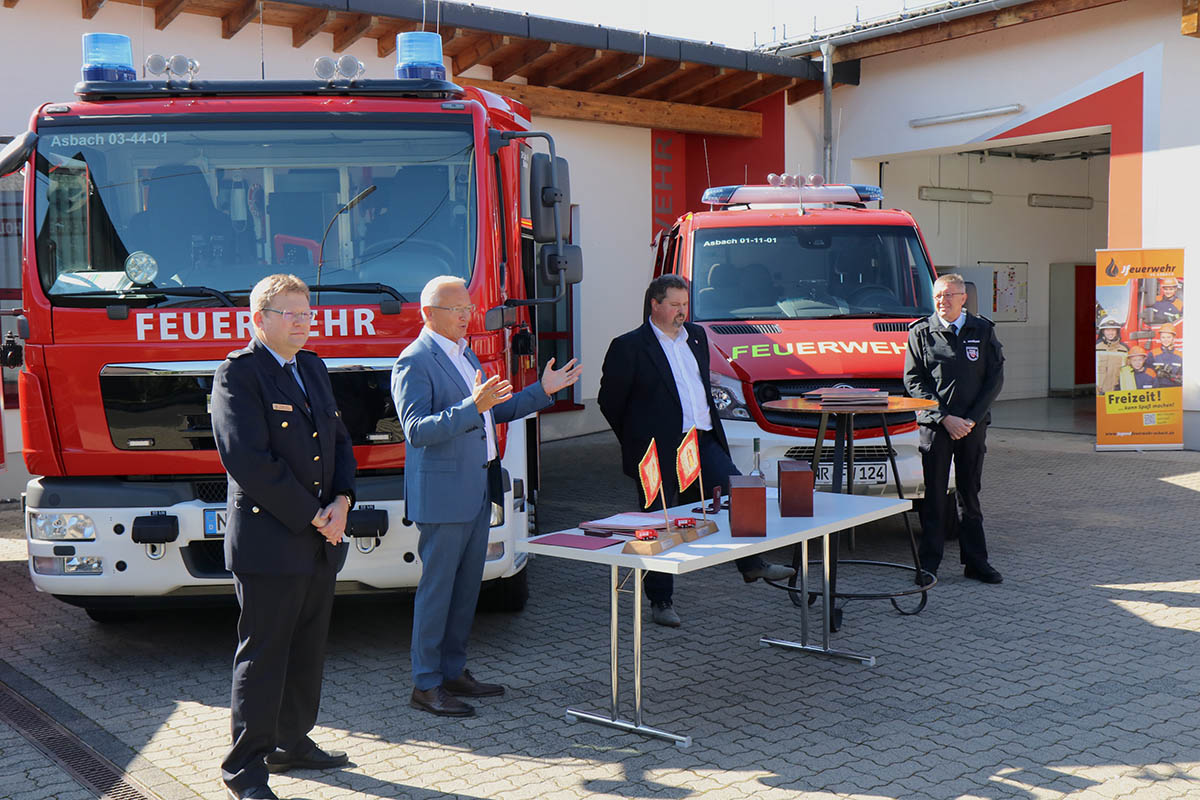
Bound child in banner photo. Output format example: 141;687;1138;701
1150;322;1183;387
1096;317;1128;394
1118;346;1157;390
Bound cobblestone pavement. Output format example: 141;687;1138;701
2;429;1200;799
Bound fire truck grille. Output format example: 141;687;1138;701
754;378;913;430
784;445;896;463
873;321;911;332
193;480;227;504
99;367;402;450
710;323;782;335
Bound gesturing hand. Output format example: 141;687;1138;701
540;357;583;396
472;370;514;413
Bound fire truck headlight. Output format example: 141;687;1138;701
32;555;103;575
710;373;751;420
30;512;97;541
124;251;158;285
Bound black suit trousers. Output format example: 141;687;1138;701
917;422;989;572
221;556;337;791
638;431;763;604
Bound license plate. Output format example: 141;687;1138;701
816;462;889;485
203;508;227;538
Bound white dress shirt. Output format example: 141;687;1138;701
429;329;496;461
650;322;713;433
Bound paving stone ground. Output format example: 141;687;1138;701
1;428;1200;799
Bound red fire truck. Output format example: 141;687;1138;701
653;178;937;498
0;34;581;620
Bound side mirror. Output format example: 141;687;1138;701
529;153;571;244
484;305;519;331
0;131;37;177
540;244;583;286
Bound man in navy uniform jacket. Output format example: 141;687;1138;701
212;274;356;800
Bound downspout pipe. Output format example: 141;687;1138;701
821;42;833;180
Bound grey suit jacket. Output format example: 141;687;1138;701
391;328;551;524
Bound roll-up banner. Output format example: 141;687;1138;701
1095;248;1184;450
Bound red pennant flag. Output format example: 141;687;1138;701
638;439;662;509
676;426;701;492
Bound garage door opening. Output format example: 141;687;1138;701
875;130;1111;435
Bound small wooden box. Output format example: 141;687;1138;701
729;475;766;537
778;460;814;517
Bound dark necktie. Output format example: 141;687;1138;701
287;361;307;399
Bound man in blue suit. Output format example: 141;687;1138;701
392;275;581;717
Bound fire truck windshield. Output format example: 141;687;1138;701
33;115;477;307
691;225;935;321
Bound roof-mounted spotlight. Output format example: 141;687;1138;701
336;55;365;80
314;56;337;81
144;53;168;76
168;54;198;79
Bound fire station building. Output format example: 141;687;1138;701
1;0;1198;496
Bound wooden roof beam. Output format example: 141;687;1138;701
456;77;761;138
332;13;374;53
81;0;105;19
592;58;680;95
510;42;574;80
718;75;795;109
154;0;189;31
490;40;552;82
3;1;20;8
222;0;258;40
787;80;823;104
1185;0;1200;36
824;0;1127;62
558;52;640;91
451;33;506;75
641;65;723;103
525;47;602;87
292;8;332;49
674;71;761;107
376;20;422;59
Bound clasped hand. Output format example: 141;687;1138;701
311;495;350;545
942;414;975;440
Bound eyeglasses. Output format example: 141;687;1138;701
262;308;316;323
933;292;965;300
430;304;477;316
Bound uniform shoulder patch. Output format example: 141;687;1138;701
227;347;253;360
908;317;928;331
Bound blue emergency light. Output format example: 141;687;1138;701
395;31;446;80
81;32;136;82
702;182;884;206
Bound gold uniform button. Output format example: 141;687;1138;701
312;431;318;438
313;481;320;486
281;421;289;428
313;455;320;461
251;506;260;514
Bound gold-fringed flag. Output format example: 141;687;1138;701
676;427;701;492
638;439;662;510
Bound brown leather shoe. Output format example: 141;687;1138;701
410;686;475;717
443;668;505;698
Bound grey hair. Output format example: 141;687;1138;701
419;275;467;320
934;273;966;292
250;274;309;314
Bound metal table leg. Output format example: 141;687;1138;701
790;412;830;608
566;567;692;747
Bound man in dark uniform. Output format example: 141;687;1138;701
599;275;794;627
212;274;356;800
1150;322;1183;387
903;273;1005;585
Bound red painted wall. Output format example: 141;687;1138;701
650;92;786;236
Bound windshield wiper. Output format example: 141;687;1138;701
58;286;236;306
309;282;408;303
824;311;920;319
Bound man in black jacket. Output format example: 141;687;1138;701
212;274;356;800
599;275;794;627
903;273;1005;586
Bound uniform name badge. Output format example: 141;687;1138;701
272;403;294;412
965;345;980;361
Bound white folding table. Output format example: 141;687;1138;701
520;490;910;747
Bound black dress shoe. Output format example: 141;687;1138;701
964;562;1003;584
741;563;797;583
265;745;349;773
443;668;505;698
411;686;475;717
225;784;280;800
